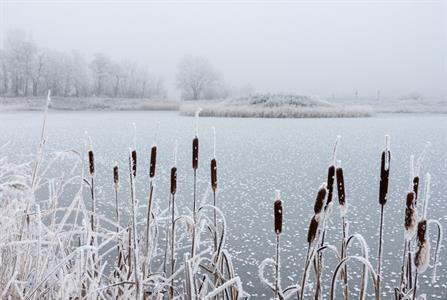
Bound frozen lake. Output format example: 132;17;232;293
0;111;446;298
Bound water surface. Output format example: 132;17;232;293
0;111;446;298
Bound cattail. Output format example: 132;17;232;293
413;176;420;201
307;216;319;244
325;165;335;209
415;219;430;273
274;191;282;235
131;150;137;177
192;137;199;170
404;192;417;240
170;167;177;195
113;164;119;191
379;149;391;205
210;158;217;192
336;166;345;207
88;150;95;176
149;145;157;178
314;184;326;218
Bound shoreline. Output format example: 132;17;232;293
1;96;445;116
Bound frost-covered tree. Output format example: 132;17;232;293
0;29;166;98
90;53;113;97
176;55;221;100
3;30;37;96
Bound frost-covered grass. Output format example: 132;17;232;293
0;96;179;111
0;98;246;299
180;94;374;118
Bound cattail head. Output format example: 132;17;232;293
324;165;335;210
274;190;282;235
404;192;417;240
192;137;199;170
415;239;430;274
88;150;95;177
307;216;319;244
336;166;346;210
113;164;119;191
413;176;420;202
170;167;177;195
131;150;137;177
149;145;157;178
415;219;430;273
417;219;427;244
210;158;217;192
379;149;391;205
314;184;327;220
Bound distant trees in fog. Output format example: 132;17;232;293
176;55;229;100
0;30;167;99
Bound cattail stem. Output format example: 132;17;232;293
377;204;384;298
275;234;280;300
341;217;349;300
213;190;217;252
128;151;141;300
299;243;313;300
143;181;154;278
170;193;176;300
191;168;197;258
412;271;418;300
113;165;121;270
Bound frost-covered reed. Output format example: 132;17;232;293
0;101;247;299
259;135;442;300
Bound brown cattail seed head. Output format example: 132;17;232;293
307;216;319;244
131;150;137;177
415;220;430;274
149;146;157;178
192;137;199;170
314;185;327;216
113;165;119;190
170;167;177;195
404;192;416;239
210;158;217;192
416;219;427;244
336;167;345;207
379;150;391;205
415;239;430;274
413;176;419;201
325;165;335;209
274;198;282;235
88;150;95;176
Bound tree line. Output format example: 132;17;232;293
0;30;167;99
0;30;254;100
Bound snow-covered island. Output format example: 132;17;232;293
180;93;374;118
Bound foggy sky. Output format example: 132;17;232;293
1;0;445;100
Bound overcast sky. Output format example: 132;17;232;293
1;0;445;99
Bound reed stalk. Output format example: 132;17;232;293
299;185;326;300
191;109;201;258
143;144;157;278
210;131;218;252
377;135;390;298
128;148;141;300
274;190;282;300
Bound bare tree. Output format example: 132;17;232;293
4;30;37;96
176;55;221;100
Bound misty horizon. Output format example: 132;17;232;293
0;1;445;100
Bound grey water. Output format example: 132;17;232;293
0;111;446;299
